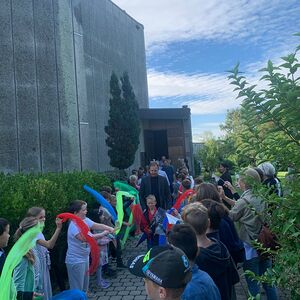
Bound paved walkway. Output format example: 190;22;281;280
88;235;251;300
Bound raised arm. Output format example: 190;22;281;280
37;218;62;249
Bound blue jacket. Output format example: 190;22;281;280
182;265;221;300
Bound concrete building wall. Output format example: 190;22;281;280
0;0;148;173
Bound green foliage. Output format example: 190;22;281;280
197;135;235;175
227;37;300;298
105;72;141;170
0;171;110;239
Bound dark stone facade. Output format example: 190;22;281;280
0;0;148;173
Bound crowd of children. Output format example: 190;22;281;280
0;160;281;300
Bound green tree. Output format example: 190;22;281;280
227;35;300;298
105;72;140;170
197;135;235;176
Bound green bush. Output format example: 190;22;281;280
0;171;111;239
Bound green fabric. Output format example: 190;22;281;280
115;191;131;234
0;223;43;300
114;181;140;248
114;181;139;199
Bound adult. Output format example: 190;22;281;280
257;162;282;197
128;174;140;190
139;161;171;210
161;159;175;194
128;245;192;300
229;168;278;299
218;162;233;201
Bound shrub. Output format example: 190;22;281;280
0;171;111;241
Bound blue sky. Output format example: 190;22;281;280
113;0;300;141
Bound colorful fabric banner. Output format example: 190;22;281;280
0;223;43;300
57;213;99;275
83;185;117;221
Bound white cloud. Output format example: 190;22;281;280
148;69;243;115
112;0;300;51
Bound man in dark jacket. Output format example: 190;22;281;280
139;161;171;210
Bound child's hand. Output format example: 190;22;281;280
123;222;132;227
171;209;179;217
107;226;115;233
101;230;110;236
224;181;236;193
55;218;63;229
217;185;226;200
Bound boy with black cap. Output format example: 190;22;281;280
128;245;192;300
167;223;221;300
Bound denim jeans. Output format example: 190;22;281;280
243;257;278;300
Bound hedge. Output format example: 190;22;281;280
0;171;111;240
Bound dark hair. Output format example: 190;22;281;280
200;199;227;230
69;200;87;213
100;186;112;194
194;177;203;185
220;162;229;169
182;179;191;190
167;223;198;261
100;191;111;200
254;167;264;182
131;169;138;175
0;218;9;235
26;207;44;218
149;161;159;168
196;183;221;202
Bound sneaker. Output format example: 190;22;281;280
116;262;127;269
103;268;117;278
86;291;97;298
98;279;111;289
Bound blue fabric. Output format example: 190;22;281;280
243;242;258;260
182;265;221;300
243;257;278;300
218;216;245;264
83;185;117;221
51;290;87;300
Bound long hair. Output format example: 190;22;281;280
26;206;44;218
196;183;221;202
69;200;87;214
14;217;38;264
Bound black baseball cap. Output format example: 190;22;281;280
127;245;192;289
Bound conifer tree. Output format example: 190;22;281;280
105;72;140;169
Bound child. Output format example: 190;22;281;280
141;194;159;250
182;203;239;300
0;218;10;276
13;217;40;300
95;205;117;288
108;194;129;269
26;207;62;300
65;200;114;295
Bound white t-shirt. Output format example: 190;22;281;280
65;217;94;264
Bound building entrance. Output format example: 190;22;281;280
144;130;168;163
